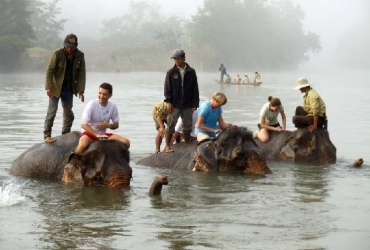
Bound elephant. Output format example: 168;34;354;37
10;131;132;188
255;127;337;164
138;126;271;175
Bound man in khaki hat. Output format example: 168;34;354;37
292;77;327;132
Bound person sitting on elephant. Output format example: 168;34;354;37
68;82;130;164
292;78;327;132
254;96;286;142
152;101;171;153
195;92;231;141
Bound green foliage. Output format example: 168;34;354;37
29;0;66;50
0;0;34;71
188;0;321;70
100;1;186;49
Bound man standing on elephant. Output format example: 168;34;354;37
293;77;327;132
67;83;130;165
163;49;199;153
43;34;86;143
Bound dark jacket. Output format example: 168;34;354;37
45;48;86;98
164;63;199;109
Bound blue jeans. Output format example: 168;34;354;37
43;91;74;138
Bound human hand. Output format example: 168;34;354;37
308;124;317;132
97;134;109;140
167;104;173;114
276;127;284;132
46;89;52;98
78;92;84;102
97;121;109;129
158;127;166;137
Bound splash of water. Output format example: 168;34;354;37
0;181;26;207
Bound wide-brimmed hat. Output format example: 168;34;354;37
63;33;78;48
294;77;311;90
171;49;185;59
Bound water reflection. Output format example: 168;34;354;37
292;164;330;203
35;183;131;249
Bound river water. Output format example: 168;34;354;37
0;70;369;249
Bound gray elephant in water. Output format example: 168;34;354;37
10;132;132;187
255;127;336;164
138;126;271;175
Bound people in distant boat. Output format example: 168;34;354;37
243;73;250;84
234;74;242;84
254;96;286;143
171;110;198;144
254;72;262;84
292;77;327;132
196;92;231;141
224;74;232;84
219;63;227;83
152;101;171;153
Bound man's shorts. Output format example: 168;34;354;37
81;131;113;141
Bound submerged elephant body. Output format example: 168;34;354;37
255;128;336;164
138;127;271;175
10;132;132;187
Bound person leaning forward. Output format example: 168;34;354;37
163;49;200;153
152;101;171;153
43;33;86;143
292;77;327;132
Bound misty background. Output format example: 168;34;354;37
1;0;368;72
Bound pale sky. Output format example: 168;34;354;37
58;0;366;68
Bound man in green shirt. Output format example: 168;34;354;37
43;34;86;143
293;77;327;132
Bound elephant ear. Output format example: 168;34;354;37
194;140;218;171
81;150;106;186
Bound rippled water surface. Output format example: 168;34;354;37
0;70;369;249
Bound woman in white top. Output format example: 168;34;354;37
254;96;286;142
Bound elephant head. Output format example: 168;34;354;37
279;128;336;164
62;140;132;188
193;126;271;175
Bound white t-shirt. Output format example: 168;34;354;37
175;110;198;137
81;99;120;134
259;102;284;125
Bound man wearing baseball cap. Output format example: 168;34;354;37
292;77;327;132
43;33;86;143
163;49;199;152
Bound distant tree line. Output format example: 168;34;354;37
1;0;326;72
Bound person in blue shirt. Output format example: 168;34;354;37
195;92;231;141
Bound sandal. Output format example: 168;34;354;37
163;147;174;153
44;137;56;143
155;150;160;154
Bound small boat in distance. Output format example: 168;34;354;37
214;79;262;86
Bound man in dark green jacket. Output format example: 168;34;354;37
43;34;86;143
